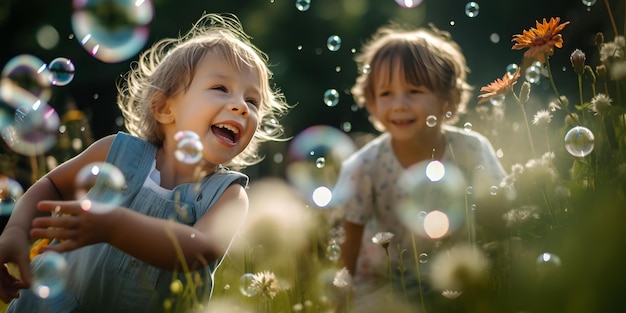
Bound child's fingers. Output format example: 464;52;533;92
37;201;81;215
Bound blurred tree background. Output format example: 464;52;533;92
0;0;617;183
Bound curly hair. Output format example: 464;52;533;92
116;13;291;170
351;23;473;129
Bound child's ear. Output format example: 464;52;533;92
151;92;175;124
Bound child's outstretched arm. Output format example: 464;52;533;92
0;135;114;303
31;183;248;271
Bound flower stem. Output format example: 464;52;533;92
411;234;427;313
545;57;578;125
385;248;393;299
513;92;537;158
603;0;619;38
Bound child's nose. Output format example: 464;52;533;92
228;99;249;116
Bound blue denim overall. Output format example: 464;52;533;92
8;132;248;313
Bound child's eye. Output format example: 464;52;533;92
378;91;390;97
246;98;259;108
211;85;227;92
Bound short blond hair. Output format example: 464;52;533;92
117;13;290;170
351;23;472;128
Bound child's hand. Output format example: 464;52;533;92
0;227;32;303
30;200;116;254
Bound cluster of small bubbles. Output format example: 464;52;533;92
418;252;429;263
463;122;473;132
425;160;445;182
445;111;453;119
362;64;370;74
2;101;60;157
295;0;311;11
506;63;519;78
564;126;595;157
238;273;258;297
31;251;68;299
47;57;75;86
323;89;340;107
394;0;423;8
489;185;498;196
326;35;341;52
341;121;352;132
315;157;326;168
525;65;542;84
489;94;506;106
75;162;126;213
174;131;203;164
465;2;479;17
0;176;24;215
489;33;500;44
326;239;341;262
425;115;438;127
329;226;346;244
71;0;154;63
582;0;597;7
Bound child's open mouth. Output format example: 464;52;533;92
211;123;240;145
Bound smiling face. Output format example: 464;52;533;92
368;59;449;143
160;50;261;167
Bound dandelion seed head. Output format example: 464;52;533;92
251;271;281;300
532;109;552;127
371;232;394;246
332;267;352;288
589;93;613;116
431;244;490;291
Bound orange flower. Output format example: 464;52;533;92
512;17;570;63
477;67;521;104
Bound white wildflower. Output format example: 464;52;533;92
531;109;552;127
332;267;352;288
430;244;490;291
371;232;394;246
589;93;613;116
251;271;281;300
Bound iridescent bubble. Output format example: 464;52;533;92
0;176;24;215
425;115;438;127
395;0;423;8
418;252;429;264
463;122;472;132
506;63;519;78
445;111;453;119
1;54;53;106
489;185;498;195
31;251;68;299
262;116;282;136
71;0;154;63
174;130;203;164
295;0;311;11
536;252;562;274
47;57;75;86
238;273;258;297
2;101;60;156
286;125;357;207
397;160;466;238
582;0;597;6
464;2;479;17
564;126;595;157
489;33;500;44
326;35;341;52
75;162;126;213
315;157;326;168
323;88;340;107
525;65;542;84
341;121;352;132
